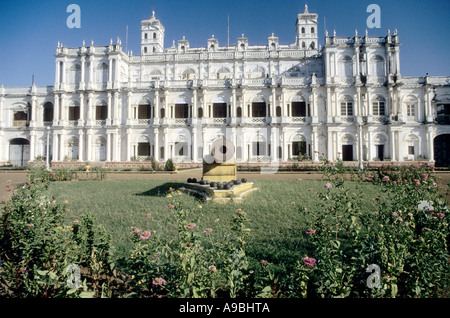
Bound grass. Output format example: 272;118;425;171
45;177;384;273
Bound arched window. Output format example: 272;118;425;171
153;32;157;39
302;41;306;49
311;27;315;34
310;42;315;49
301;27;305;34
144;33;148;40
144;47;147;54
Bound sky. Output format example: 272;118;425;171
0;0;449;87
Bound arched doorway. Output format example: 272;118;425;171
9;138;30;166
434;134;450;167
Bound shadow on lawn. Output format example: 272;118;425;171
135;182;186;197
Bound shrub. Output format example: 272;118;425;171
164;158;174;171
0;175;113;298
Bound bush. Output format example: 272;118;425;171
164;158;174;171
0;175;113;298
295;160;449;298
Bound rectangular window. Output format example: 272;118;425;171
175;104;188;119
292;141;307;156
340;102;353;116
213;103;227;118
138;143;151;156
69;106;80;121
251;102;266;117
408;146;415;155
292;102;306;117
138;105;151;119
406;104;415;117
373;101;385;116
252;142;266;156
96;106;107;120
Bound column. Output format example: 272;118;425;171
153;128;159;160
192;127;197;162
163;128;168;161
54;94;60;125
389;129;396;162
312;128;319;162
127;91;133;124
327;128;333;161
86;130;92;162
106;132;111;161
60;94;67;123
427;128;434;162
78;130;84;161
326;87;332;123
52;133;59;162
397;131;403;162
126;128;132;161
79;93;85;125
154;90;160;120
113;131;119;161
88;56;94;88
367;130;372;161
282;128;288;162
80;56;86;90
113;91;119;124
358;125;363;169
29;132;36;162
55;60;60;89
193;90;198;119
0;95;4;126
107;92;112;123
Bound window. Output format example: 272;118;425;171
144;33;148;40
43;102;53;122
153;33;157;39
138;143;150;157
144;47;147;54
408;146;415;155
175;104;188;119
406;104;415;117
302;41;306;48
236;107;242;118
276;106;282;117
213;103;227;118
341;102;353;116
310;42;315;49
292;141;306;156
69;106;80;121
198;107;203;118
13;111;27;127
96;105;107;120
311;27;315;34
252;142;266;156
138;104;151;119
251;102;266;117
373;101;385;116
292;102;306;117
301;27;305;34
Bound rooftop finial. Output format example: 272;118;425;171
152;10;155;18
304;3;308;13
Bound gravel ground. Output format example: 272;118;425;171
1;169;449;203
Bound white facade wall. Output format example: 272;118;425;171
1;9;449;167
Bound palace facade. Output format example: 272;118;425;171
1;6;450;168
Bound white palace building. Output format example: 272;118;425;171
1;6;450;168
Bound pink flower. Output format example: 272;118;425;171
420;174;428;179
186;223;196;229
392;212;398;217
166;204;175;209
152;277;166;286
303;256;316;266
414;179;420;185
325;183;332;189
146;212;151;218
260;260;268;265
382;176;390;182
151;253;160;259
432;182;437;188
140;230;151;240
203;228;213;233
437;213;445;218
305;229;316;234
132;227;141;233
208;265;217;272
398;218;404;222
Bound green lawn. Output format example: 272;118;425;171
46;177;383;270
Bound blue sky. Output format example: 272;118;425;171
0;0;449;86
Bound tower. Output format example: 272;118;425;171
141;11;165;55
296;4;318;50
